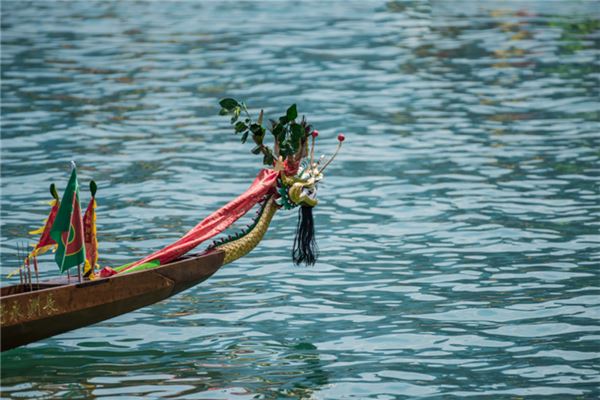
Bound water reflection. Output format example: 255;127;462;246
1;0;599;399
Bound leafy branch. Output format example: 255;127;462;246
219;98;313;166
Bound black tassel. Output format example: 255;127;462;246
293;206;318;266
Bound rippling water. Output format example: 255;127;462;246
1;1;599;398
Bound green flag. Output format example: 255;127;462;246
50;164;86;272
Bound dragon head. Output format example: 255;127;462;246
277;131;345;266
218;98;345;266
277;131;344;208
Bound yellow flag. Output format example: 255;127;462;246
83;181;98;278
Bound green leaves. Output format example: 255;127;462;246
250;123;264;137
230;107;241;124
219;98;244;123
290;123;303;151
219;98;239;110
218;98;310;166
286;104;297;121
49;183;59;200
251;145;262;155
234;121;247;133
262;149;274;166
90;180;97;197
277;104;297;126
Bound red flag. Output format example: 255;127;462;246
61;194;85;258
29;184;61;258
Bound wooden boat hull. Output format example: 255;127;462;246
0;250;225;352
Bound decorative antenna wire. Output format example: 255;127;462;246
16;242;25;288
17;244;24;285
25;241;33;291
318;134;345;175
32;254;40;286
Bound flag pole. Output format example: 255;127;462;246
60;161;77;278
78;264;82;283
17;243;24;286
24;243;33;291
33;256;40;285
18;252;23;285
59;162;76;274
17;243;22;285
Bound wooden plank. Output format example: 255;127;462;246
0;250;225;351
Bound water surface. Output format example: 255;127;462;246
1;1;599;399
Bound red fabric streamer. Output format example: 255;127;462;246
284;158;301;176
29;200;60;257
118;169;279;273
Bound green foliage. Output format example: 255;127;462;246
49;183;59;200
290;124;304;152
234;121;247;133
219;98;243;124
219;98;239;110
218;98;313;166
89;180;97;197
269;103;312;159
286;104;297;121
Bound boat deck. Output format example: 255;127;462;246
1;251;225;351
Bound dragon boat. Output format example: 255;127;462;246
1;99;345;351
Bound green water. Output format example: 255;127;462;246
1;1;599;398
